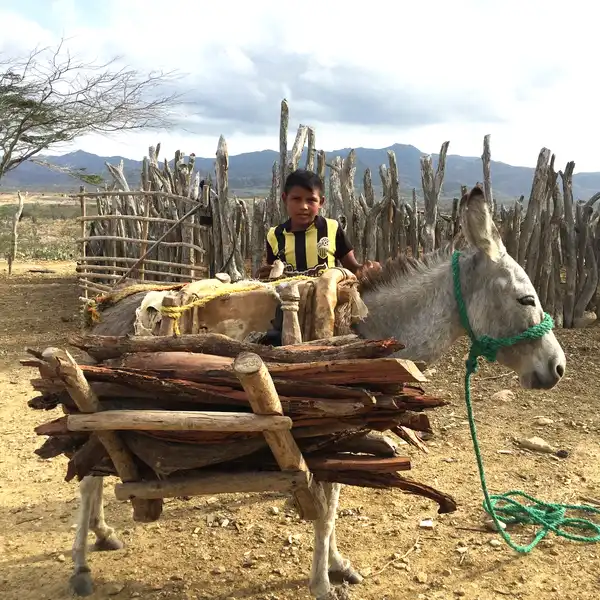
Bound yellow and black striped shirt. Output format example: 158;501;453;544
266;216;353;277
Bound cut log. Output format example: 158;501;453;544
65;410;292;432
313;470;457;514
233;352;324;520
67;367;377;417
34;433;89;459
122;432;268;475
39;347;163;523
326;431;400;457
301;334;359;346
393;426;429;453
114;470;310;501
68;332;403;363
306;454;411;472
109;352;427;385
65;434;109;482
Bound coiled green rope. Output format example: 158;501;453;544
451;250;600;552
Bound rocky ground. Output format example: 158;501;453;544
1;262;600;600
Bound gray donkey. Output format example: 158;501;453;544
68;186;565;600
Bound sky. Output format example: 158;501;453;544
0;0;598;172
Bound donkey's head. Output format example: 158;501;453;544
458;186;566;389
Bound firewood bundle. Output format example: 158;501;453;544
24;332;457;515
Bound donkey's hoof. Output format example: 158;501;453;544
317;583;351;600
329;567;363;585
93;535;124;552
70;571;94;597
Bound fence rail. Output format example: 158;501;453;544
77;162;213;297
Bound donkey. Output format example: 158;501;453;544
68;186;565;600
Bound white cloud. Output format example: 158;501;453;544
1;0;598;173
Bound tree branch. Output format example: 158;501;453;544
0;40;182;181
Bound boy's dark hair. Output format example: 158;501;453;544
283;169;324;196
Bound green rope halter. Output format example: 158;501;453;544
451;250;600;552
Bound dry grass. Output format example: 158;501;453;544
0;192;96;262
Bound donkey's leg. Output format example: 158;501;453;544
309;483;350;600
70;476;97;596
326;484;363;585
89;477;123;552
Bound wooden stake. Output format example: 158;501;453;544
40;347;162;523
114;470;309;501
66;410;292;432
233;352;324;520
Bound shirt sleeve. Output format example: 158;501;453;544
266;240;276;264
334;223;353;260
265;227;277;264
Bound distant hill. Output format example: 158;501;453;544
2;145;599;204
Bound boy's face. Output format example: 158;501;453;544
283;185;324;228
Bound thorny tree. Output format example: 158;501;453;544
0;40;181;183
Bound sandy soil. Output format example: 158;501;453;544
1;262;600;600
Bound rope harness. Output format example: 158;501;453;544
451;250;600;552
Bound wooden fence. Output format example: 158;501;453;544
75;147;213;298
80;99;600;328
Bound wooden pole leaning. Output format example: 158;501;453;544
233;351;325;520
40;347;163;523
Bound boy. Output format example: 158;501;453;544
257;169;380;345
257;169;379;279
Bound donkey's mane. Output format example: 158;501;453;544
358;245;455;293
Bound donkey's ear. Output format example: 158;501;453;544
459;185;505;261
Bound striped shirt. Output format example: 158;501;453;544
266;215;352;277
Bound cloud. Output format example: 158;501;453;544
1;0;599;171
173;48;508;140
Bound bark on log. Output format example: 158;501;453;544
107;352;427;385
328;157;344;221
69;333;403;363
306;454;410;472
363;168;375;208
313;470;457;514
233;352;324;520
40;347;162;522
65;410;293;433
59;364;379;404
123;432;268;475
114;470;310;501
518;148;552;268
57;367;377;418
65;434;109;482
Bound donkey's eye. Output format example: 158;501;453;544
518;295;536;307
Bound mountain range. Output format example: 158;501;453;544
2;144;599;204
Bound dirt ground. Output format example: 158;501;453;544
1;261;600;600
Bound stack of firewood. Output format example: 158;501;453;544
24;332;457;514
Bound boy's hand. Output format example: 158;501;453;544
357;260;382;279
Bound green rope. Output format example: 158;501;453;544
451;250;600;552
